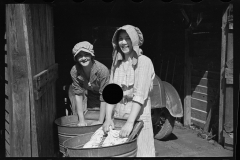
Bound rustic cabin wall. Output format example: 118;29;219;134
23;4;58;157
5;4;32;157
5;4;57;157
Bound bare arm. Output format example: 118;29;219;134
126;101;141;124
98;101;106;123
75;94;87;126
102;103;115;133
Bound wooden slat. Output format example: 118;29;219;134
218;4;230;145
5;111;10;123
33;63;58;100
191;69;219;80
5;54;7;63
5;121;9;133
5;98;10;113
5;67;8;81
226;58;233;69
191;98;212;113
225;68;233;79
191;76;219;89
192;92;216;103
191;85;218;96
6;150;10;157
5;83;8;96
33;70;48;90
24;4;57;156
226;78;233;84
22;4;39;157
191;119;205;128
5;130;10;144
191;109;207;121
5;141;10;156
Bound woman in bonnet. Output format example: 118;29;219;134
102;25;156;157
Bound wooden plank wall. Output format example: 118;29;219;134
24;4;58;157
6;4;31;157
190;32;221;129
5;30;11;157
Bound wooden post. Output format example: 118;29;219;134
184;29;192;126
218;5;230;145
6;4;31;156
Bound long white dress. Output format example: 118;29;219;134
111;55;156;157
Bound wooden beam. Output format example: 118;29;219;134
218;4;230;145
6;4;31;157
184;28;192;126
20;4;38;157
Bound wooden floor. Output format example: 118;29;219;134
154;125;233;157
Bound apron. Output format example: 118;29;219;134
112;61;155;157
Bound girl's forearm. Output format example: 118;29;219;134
98;102;106;123
75;95;85;122
105;103;115;120
127;101;142;124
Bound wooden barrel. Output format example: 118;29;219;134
54;113;102;155
63;118;142;157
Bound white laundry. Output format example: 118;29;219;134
82;127;105;148
83;126;128;148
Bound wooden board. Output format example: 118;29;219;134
191;91;216;103
191;109;207;122
5;98;10;113
5;111;10;123
5;83;8;97
191;76;219;89
6;4;31;157
218;4;231;145
191;85;218;97
5;130;10;144
5;67;8;81
5;121;9;134
191;98;211;113
5;141;10;156
23;4;57;156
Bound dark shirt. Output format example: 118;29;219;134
70;60;109;103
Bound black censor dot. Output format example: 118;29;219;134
102;84;123;104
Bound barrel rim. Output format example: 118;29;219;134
63;134;138;150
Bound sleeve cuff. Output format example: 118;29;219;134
100;94;105;102
132;95;144;105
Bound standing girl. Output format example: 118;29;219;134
102;25;156;157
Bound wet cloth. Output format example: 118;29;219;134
83;126;128;148
109;25;156;157
70;60;109;111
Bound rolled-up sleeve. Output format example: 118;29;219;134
99;66;110;102
70;66;85;96
133;56;155;105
